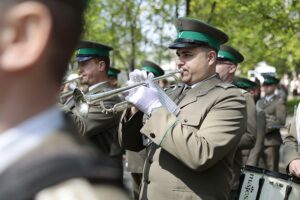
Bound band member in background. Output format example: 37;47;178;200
216;46;256;199
63;41;124;175
119;17;247;200
108;67;121;88
0;1;129;199
125;60;165;199
257;75;286;172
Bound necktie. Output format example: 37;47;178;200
175;85;191;104
182;85;191;94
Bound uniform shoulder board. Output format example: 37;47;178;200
239;88;248;94
216;82;236;89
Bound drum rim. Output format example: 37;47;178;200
264;169;290;180
244;165;264;173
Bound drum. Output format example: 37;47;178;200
238;165;300;200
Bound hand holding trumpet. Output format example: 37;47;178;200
126;70;162;116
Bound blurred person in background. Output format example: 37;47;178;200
125;60;165;200
216;45;256;199
108;67;121;89
0;0;129;199
256;75;286;172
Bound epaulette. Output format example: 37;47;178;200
239;88;248;94
216;82;236;89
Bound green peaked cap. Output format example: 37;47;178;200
169;17;228;50
233;76;257;90
108;67;120;77
218;45;244;64
75;40;113;62
141;60;164;77
262;74;280;85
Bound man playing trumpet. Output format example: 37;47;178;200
63;41;124;174
119;17;247;200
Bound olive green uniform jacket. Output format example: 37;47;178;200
119;76;247;200
64;81;123;157
283;117;300;172
256;95;286;146
230;91;257;190
256;95;286;171
0;115;129;200
246;109;266;167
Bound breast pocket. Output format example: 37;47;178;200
180;112;202;127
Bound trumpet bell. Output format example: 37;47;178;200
73;89;89;117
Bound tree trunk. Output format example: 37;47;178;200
186;0;191;17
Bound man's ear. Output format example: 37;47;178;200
0;1;52;72
229;64;237;73
207;50;217;66
97;60;107;72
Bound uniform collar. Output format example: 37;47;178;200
88;81;109;92
265;94;275;102
0;106;64;173
179;74;221;108
189;74;218;89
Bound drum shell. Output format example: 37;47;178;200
238;165;300;200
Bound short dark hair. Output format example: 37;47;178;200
0;0;86;83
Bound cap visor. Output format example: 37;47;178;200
168;42;206;49
75;56;94;62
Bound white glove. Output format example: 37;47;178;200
126;73;161;116
129;69;148;83
125;69;148;96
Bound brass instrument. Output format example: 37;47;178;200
73;69;182;116
62;75;82;84
60;90;74;99
59;75;82;103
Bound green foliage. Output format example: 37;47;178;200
189;0;300;77
82;0;300;76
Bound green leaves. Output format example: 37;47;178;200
190;0;300;75
82;0;300;76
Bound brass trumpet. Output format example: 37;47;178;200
73;69;182;116
62;75;82;84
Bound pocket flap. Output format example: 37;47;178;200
180;113;201;126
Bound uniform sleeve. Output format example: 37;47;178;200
238;93;256;149
265;100;286;132
118;109;145;152
66;97;121;137
140;89;247;171
282;117;300;173
246;110;266;166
